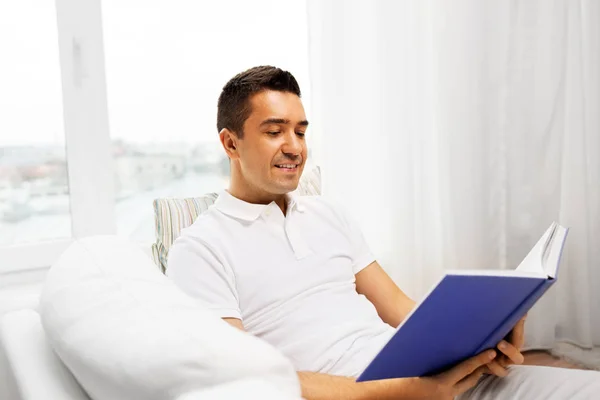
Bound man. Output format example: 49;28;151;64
168;66;600;399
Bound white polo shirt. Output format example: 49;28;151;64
167;190;395;377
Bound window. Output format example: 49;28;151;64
102;0;311;243
0;1;311;272
0;2;70;247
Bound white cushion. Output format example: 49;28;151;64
39;235;302;400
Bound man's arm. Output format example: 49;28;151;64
222;318;495;400
355;261;416;328
223;317;245;330
297;371;422;400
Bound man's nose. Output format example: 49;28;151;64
282;132;303;156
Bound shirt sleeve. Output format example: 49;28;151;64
335;204;376;275
166;233;241;320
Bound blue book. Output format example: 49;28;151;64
357;222;568;382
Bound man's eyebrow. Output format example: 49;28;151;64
260;118;290;126
259;118;310;127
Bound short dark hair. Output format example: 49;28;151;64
217;66;301;137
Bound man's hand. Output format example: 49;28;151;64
485;315;527;377
425;350;497;400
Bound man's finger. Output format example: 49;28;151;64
497;354;510;368
512;317;526;350
485;360;508;377
498;340;524;365
454;366;487;395
444;350;496;383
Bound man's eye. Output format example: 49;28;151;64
267;131;280;136
296;132;306;138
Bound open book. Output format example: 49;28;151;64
357;222;568;382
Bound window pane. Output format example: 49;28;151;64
102;0;311;244
0;2;71;246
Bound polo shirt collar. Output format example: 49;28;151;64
214;190;304;221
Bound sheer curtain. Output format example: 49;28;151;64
307;0;600;351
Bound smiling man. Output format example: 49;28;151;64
219;82;309;208
167;66;600;400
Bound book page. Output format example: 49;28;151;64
446;269;545;278
541;223;558;267
515;223;556;274
543;224;568;278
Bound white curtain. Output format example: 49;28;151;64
307;0;600;351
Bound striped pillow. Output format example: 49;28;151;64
151;166;321;272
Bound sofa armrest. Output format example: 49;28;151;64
0;309;90;400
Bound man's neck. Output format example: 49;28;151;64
227;182;288;215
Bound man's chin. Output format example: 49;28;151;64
270;181;299;195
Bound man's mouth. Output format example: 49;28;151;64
274;163;299;170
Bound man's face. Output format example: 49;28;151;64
231;90;308;198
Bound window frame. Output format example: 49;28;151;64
0;0;116;274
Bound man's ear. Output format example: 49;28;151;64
219;128;240;159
